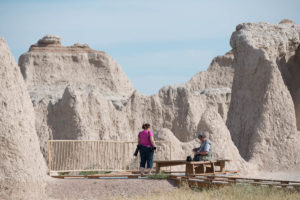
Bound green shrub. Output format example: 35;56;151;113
147;173;170;179
79;171;112;176
58;172;70;176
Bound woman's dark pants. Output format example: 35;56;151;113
139;145;154;168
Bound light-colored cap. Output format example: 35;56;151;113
198;131;209;138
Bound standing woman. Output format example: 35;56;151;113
138;123;156;175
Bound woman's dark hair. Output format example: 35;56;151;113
142;123;151;130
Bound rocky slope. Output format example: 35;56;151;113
0;38;46;199
227;20;300;170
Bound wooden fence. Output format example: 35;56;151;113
48;140;171;172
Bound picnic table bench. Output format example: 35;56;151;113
154;159;232;176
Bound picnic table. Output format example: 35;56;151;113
154;159;232;176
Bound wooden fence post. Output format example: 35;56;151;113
47;140;51;175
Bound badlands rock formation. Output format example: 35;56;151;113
156;106;250;172
48;82;231;142
189;51;234;91
19;35;135;159
19;35;134;96
19;35;238;169
227;21;300;170
197;108;250;171
1;19;300;199
17;21;300;172
0;38;46;199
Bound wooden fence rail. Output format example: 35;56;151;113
48;140;171;172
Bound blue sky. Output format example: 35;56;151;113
0;0;299;95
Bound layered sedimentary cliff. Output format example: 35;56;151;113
1;18;300;200
19;35;134;96
227;20;300;170
0;38;47;200
19;35;135;159
12;20;300;173
19;35;238;168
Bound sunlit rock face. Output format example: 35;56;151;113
227;21;300;170
18;35;239;168
0;38;47;200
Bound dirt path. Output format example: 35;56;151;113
46;169;300;200
248;170;300;181
46;178;177;200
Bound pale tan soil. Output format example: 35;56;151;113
46;170;300;200
46;178;177;200
245;166;300;181
249;170;300;181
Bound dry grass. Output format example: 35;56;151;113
113;184;300;200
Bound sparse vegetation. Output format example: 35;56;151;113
114;184;300;200
79;171;112;176
58;172;70;176
147;173;170;179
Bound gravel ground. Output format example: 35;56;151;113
46;169;300;200
248;170;300;181
46;178;177;200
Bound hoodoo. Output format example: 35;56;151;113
0;38;47;199
18;35;241;169
227;21;300;170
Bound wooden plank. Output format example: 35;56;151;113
209;176;300;184
156;163;161;173
161;170;186;174
173;179;181;185
188;161;214;164
48;140;171;173
280;181;290;184
87;176;99;179
170;174;300;190
52;173;141;179
219;160;226;172
123;143;126;170
197;175;300;185
192;171;239;176
187;180;198;187
154;160;187;164
159;162;186;167
206;163;215;173
52;176;65;179
47;140;51;174
185;163;195;176
128;175;139;179
168;175;180;181
181;176;189;181
154;160;226;164
169;141;172;171
217;159;232;162
154;160;231;164
195;165;205;174
154;159;231;176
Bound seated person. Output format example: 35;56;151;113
192;131;213;161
